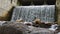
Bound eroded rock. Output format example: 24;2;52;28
0;21;29;34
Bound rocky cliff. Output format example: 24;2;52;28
0;0;17;21
56;0;60;25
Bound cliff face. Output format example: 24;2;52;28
56;0;60;25
0;0;17;21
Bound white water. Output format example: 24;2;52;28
49;24;58;31
11;5;55;23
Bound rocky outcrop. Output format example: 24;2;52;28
0;0;17;21
56;0;60;25
0;21;29;34
0;21;57;34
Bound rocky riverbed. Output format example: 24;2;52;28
0;21;59;34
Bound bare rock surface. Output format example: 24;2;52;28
0;21;57;34
28;26;56;34
0;21;29;34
